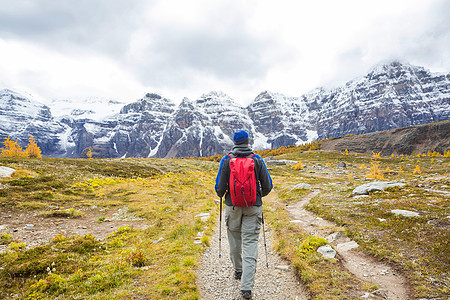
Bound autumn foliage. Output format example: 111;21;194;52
1;135;42;158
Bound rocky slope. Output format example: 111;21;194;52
321;120;450;155
0;61;449;158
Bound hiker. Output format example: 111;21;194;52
215;129;273;299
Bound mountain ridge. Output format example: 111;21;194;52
1;61;449;158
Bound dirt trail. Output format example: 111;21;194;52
197;210;309;300
285;190;410;300
0;208;149;253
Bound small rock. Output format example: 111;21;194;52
372;289;388;299
325;232;342;243
152;237;164;243
391;209;420;217
317;245;336;258
378;218;386;222
337;162;347;168
3;215;12;218
352;181;405;195
289;220;303;223
24;224;35;230
0;166;16;177
336;241;359;251
194;240;202;245
195;213;211;222
274;265;289;271
292;183;312;190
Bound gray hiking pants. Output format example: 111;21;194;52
225;204;263;291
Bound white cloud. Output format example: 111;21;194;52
0;39;145;102
0;0;448;105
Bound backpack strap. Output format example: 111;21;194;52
228;152;254;159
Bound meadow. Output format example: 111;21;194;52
0;148;448;299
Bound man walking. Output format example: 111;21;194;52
215;129;273;299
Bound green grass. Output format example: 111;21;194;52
0;157;218;299
270;150;450;298
0;151;448;299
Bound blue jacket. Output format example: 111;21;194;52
215;145;273;206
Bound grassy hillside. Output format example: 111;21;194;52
0;150;449;299
265;150;449;298
0;157;218;299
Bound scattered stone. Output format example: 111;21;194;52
152;237;163;243
378;218;386;222
289;220;303;223
111;207;145;221
0;166;16;177
391;209;420;217
264;157;298;166
337;162;347;168
194;240;202;245
372;289;389;299
274;265;290;271
195;213;211;222
360;292;371;299
197;231;204;237
317;245;336;258
292;183;312;190
352;181;405;195
336;241;359;252
326;232;342;243
24;224;35;230
3;215;12;219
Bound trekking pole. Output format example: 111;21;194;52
219;196;222;258
262;212;269;268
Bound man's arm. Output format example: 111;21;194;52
215;155;230;198
253;154;273;197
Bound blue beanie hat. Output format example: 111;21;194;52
233;130;249;144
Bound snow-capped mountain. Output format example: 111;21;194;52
0;89;69;155
313;61;450;139
50;97;125;121
0;61;449;158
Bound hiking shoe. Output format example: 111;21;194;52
241;290;252;299
234;271;242;280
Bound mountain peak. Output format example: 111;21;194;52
120;93;175;114
200;91;229;99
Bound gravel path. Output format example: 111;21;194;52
286;190;409;300
198;214;309;300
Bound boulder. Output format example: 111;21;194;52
391;209;419;217
336;241;359;251
264;158;299;166
292;183;312;190
352;181;405;195
0;166;16;177
337;162;347;168
317;245;336;258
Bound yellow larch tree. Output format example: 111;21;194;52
0;136;26;157
25;135;42;158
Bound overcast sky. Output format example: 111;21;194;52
0;0;449;106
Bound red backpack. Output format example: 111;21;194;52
229;154;257;207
